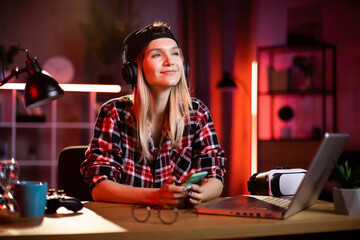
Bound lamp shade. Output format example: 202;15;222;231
217;72;237;89
24;71;64;108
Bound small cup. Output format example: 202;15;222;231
13;181;48;218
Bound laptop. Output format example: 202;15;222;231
197;133;350;219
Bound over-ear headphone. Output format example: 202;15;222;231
121;24;189;86
121;61;138;86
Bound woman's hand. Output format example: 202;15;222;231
157;176;188;208
186;177;223;207
185;179;208;206
155;172;224;208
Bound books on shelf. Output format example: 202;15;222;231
268;67;289;92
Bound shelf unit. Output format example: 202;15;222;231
256;43;336;171
0;83;121;188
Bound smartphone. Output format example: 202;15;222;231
183;171;208;189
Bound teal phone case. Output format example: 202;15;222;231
184;171;208;188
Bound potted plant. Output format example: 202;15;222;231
79;1;136;83
0;44;20;73
332;160;360;215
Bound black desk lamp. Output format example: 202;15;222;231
0;49;64;108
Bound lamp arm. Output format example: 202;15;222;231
0;66;27;87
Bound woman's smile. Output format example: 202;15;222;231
160;69;177;74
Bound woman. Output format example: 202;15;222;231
81;22;226;209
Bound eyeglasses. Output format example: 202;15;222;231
132;205;192;224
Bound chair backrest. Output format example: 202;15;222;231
58;145;93;201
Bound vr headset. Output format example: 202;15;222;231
247;168;307;197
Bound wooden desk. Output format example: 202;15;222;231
0;201;359;240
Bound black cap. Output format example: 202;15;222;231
122;24;179;63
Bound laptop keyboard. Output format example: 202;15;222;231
248;195;292;209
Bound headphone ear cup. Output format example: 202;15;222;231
183;61;190;79
122;62;138;85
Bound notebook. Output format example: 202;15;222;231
197;133;350;219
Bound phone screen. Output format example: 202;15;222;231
183;171;208;188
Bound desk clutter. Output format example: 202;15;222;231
0;158;20;223
45;189;83;214
247;168;307;197
1;201;359;240
0;158;83;224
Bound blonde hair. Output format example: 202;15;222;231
133;35;192;160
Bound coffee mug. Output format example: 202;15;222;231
13;181;48;218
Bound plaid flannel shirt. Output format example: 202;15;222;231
81;96;226;191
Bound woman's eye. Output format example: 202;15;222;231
151;53;161;58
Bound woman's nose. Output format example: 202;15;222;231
163;53;173;65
